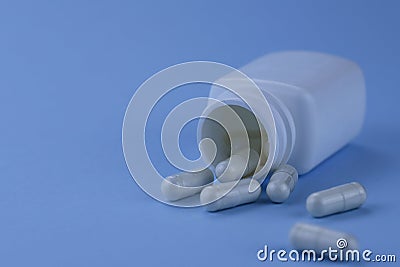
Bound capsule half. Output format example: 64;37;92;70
200;179;261;211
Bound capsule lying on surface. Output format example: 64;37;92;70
215;149;260;183
290;223;358;253
306;182;367;218
161;169;214;202
200;178;261;212
266;164;298;203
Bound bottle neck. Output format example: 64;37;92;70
266;93;296;171
198;90;296;180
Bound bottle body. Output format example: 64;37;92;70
199;51;366;177
246;51;366;174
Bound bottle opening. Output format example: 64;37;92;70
199;104;271;181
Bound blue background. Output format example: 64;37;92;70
1;0;399;266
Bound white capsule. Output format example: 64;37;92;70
266;164;298;203
161;169;214;202
215;149;260;182
306;182;367;218
200;179;261;212
290;223;358;253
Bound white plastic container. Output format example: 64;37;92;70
198;51;365;179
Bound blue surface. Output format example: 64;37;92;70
1;0;399;266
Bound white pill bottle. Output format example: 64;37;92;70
198;51;366;180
